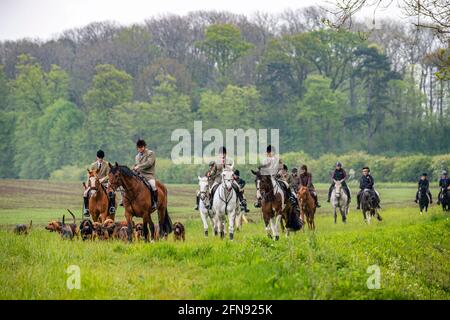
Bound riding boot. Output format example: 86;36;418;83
437;191;441;205
151;189;158;210
327;185;333;202
108;192;116;215
254;198;262;208
356;193;361;210
241;198;250;213
428;191;432;204
83;196;90;217
194;195;199;210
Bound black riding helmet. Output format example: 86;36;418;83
97;150;105;159
234;170;240;177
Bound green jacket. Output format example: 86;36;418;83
135;149;156;180
89;160;110;183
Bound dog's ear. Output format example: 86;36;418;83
251;170;257;175
115;162;119;167
108;162;112;169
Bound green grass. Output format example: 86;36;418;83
0;179;449;299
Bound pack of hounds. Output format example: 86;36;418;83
14;209;185;242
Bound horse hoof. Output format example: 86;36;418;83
220;231;225;239
275;235;279;241
229;233;234;240
267;233;272;239
204;230;208;237
214;230;218;236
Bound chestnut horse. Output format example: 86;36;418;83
107;163;172;242
83;169;115;223
252;170;300;240
297;186;316;230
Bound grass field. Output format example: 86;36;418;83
0;179;448;299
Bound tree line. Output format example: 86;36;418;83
0;8;448;179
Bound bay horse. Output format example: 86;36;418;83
107;163;172;242
330;180;349;224
360;189;382;224
417;186;430;215
84;169;115;223
297;186;316;230
211;169;238;240
252;170;300;240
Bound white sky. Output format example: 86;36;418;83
0;0;404;41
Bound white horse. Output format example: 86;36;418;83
197;176;214;237
211;169;238;240
331;180;350;224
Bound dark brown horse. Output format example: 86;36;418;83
84;169;115;223
251;170;299;240
107;163;172;242
297;186;316;230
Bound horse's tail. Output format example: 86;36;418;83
163;208;173;234
286;207;302;231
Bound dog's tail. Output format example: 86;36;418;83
29;220;33;230
62;215;66;226
163;208;173;234
67;209;76;224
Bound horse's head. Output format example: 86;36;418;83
334;180;342;197
198;176;209;201
108;162;123;191
297;186;309;202
87;169;98;190
222;169;233;191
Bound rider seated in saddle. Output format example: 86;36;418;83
233;169;250;213
298;165;321;208
415;173;432;204
83;150;116;217
206;146;249;212
133;139;158;210
437;170;450;205
254;145;292;208
327;162;351;203
356;166;381;210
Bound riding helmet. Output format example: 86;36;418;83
234;170;240;176
97;150;105;159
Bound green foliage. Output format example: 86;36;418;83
83;64;133;110
198;24;253;81
49;165;87;182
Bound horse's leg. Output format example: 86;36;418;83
274;212;282;241
334;206;337;224
220;213;225;239
149;216;155;242
125;212;133;243
262;210;272;239
142;214;150;243
229;209;235;240
200;206;209;235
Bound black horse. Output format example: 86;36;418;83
360;189;382;223
439;187;450;211
417;187;430;215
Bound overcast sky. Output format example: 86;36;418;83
0;0;404;41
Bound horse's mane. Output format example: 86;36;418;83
111;165;146;183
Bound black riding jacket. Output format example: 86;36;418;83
359;175;374;190
418;179;429;191
332;168;347;182
439;177;450;189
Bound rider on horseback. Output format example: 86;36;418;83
356;166;380;210
327;162;351;203
207;147;248;212
255;145;292;208
133;139;158;210
83;150;116;217
437;170;450;205
233;169;250;213
415;173;432;204
298;165;321;208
